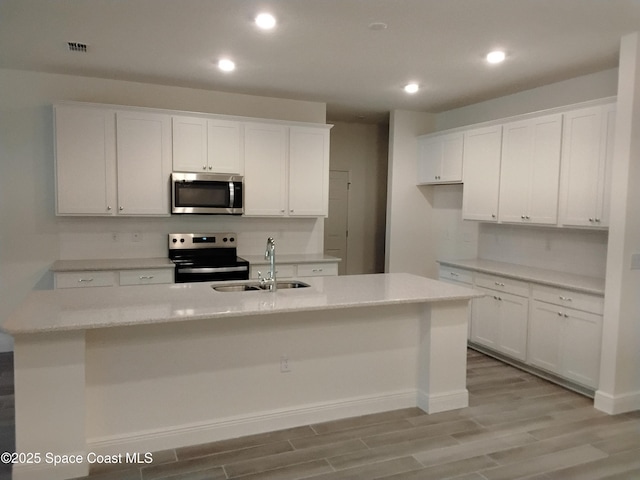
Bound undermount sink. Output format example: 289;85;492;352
275;281;310;289
212;280;310;292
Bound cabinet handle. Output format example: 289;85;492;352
78;278;94;283
494;282;505;287
564;314;569;318
139;275;154;280
521;215;526;219
107;206;112;211
559;296;573;302
119;206;124;211
449;272;459;277
595;218;601;223
209;166;213;170
557;311;563;316
290;209;294;213
203;166;207;170
526;215;530;220
312;268;323;273
491;214;496;219
589;218;594;222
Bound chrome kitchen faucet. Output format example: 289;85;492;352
259;237;277;291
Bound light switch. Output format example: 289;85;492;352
631;253;640;270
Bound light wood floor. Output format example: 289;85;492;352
5;350;640;479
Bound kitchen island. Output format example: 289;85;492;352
3;273;480;480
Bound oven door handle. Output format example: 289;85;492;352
178;266;248;274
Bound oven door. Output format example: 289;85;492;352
174;263;250;283
172;173;243;214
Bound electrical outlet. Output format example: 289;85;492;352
280;355;291;373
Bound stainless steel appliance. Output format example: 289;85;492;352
171;173;243;215
169;233;250;283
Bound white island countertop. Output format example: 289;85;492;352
3;273;481;335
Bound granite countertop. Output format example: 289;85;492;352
242;253;341;266
3;273;481;335
51;257;175;272
438;258;605;296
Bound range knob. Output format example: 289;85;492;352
172;238;177;243
223;237;228;242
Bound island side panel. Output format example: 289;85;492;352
417;300;470;413
13;331;88;480
84;304;424;455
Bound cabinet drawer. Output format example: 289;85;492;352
475;273;529;297
119;269;174;286
55;271;116;289
532;285;604;314
439;266;473;285
250;264;296;279
297;263;338;277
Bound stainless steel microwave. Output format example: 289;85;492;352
171;173;244;215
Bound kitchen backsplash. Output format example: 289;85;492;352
478;223;608;278
57;216;324;260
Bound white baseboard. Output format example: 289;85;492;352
594;389;640;414
89;390;419;456
417;389;469;414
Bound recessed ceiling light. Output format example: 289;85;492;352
368;22;388;31
255;13;276;30
404;83;419;94
218;59;236;72
486;50;506;64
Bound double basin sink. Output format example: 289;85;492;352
212;280;310;292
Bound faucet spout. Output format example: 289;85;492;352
261;237;277;291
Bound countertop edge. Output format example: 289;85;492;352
438;259;605;296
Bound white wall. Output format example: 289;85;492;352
596;33;640;414
327;121;388;274
385;110;438;277
0;68;328;351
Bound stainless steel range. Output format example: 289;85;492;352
169;233;250;283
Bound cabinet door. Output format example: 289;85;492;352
471;288;500;349
288;126;329;216
496;291;528;361
462;126;502;221
561;309;602;388
208;119;243;174
528;300;563;374
417;132;463;184
596;105;616;227
172;115;208;172
559;104;615;228
499;114;562;225
243;123;288;216
55;105;116;215
116;111;172;215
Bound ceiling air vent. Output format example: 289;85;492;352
67;42;88;53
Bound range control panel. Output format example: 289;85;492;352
168;233;237;250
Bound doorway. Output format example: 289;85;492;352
324;170;349;275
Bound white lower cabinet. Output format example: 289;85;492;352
438;265;473;339
250;261;338;280
55;268;174;289
472;285;528;361
529;287;603;388
444;263;605;391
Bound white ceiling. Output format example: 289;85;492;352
1;0;639;122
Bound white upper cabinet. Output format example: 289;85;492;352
244;123;330;217
116;111;172;215
55;104;116;215
55;105;171;216
559;103;616;228
498;114;563;225
172;115;243;174
462;125;503;222
243;122;288;216
417;132;463;184
288;126;330;216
